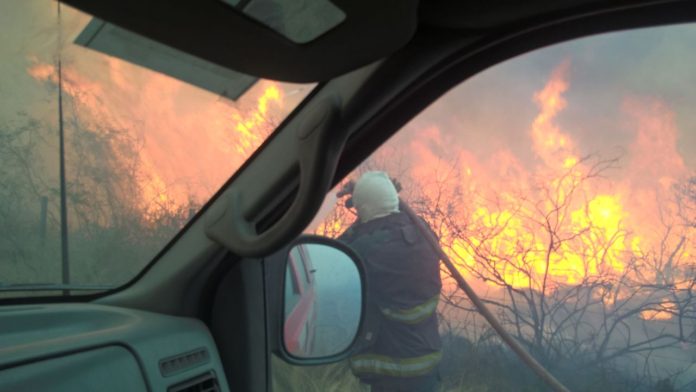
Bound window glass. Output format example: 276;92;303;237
290;255;307;293
289;248;308;287
285;260;302;315
0;0;314;296
295;246;314;284
278;23;696;391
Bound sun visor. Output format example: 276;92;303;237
74;18;257;100
62;0;420;82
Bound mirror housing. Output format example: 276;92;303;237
265;235;367;365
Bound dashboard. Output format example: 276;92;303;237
0;303;229;392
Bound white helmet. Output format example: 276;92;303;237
352;171;400;223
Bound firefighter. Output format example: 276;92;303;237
338;171;442;392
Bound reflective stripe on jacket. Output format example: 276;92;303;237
350;351;442;378
381;294;439;325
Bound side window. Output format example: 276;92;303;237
275;24;696;391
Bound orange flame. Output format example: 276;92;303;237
640;300;678;321
231;84;282;155
27;59;285;221
531;60;579;170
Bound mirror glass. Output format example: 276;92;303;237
221;0;346;44
283;243;362;358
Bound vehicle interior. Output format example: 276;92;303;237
2;0;696;391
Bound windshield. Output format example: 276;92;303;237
0;0;314;295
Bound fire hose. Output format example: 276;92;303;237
339;181;571;392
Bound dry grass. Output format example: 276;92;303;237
270;354;506;392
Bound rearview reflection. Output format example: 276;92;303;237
283;243;362;358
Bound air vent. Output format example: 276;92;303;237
159;348;210;377
168;371;220;392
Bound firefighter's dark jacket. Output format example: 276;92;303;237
340;212;442;379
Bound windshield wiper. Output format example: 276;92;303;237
0;283;115;292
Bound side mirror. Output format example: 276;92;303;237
274;235;365;363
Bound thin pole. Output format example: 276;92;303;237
57;2;70;291
39;196;48;246
399;200;571;392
